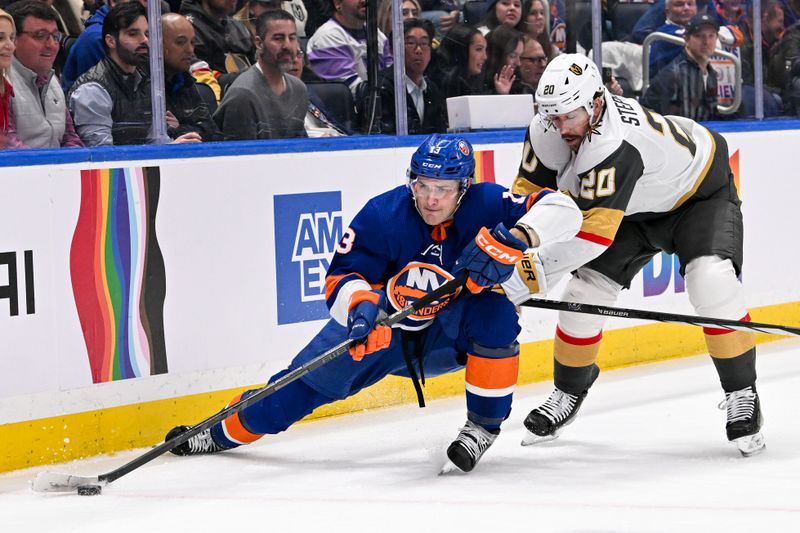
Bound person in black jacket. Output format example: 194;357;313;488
179;0;254;92
640;13;720;121
69;2;201;145
162;12;221;141
376;18;447;134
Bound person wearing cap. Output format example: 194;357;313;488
648;0;698;79
641;13;721;121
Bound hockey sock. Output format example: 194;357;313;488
211;369;333;448
711;347;757;392
464;345;519;432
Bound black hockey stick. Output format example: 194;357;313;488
32;273;468;494
520;298;800;337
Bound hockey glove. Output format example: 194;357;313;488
347;289;392;361
455;223;529;294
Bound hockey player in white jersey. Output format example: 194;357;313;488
502;53;764;456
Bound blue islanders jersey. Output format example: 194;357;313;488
325;183;546;330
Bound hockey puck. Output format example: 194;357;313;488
77;484;102;496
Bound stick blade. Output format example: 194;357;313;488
32;471;101;493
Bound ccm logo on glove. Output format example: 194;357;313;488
475;227;524;264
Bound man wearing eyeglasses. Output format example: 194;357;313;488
518;36;548;93
375;18;446;134
6;0;83;148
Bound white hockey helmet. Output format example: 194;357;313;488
535;53;605;118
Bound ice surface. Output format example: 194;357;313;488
2;340;800;532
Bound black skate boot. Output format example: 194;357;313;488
521;388;588;445
442;420;498;473
719;385;765;457
166;425;227;456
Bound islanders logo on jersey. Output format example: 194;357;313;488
386;262;461;326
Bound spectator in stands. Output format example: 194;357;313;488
429;23;486;98
213;10;307;140
62;0;142;92
777;0;800;27
378;0;421;40
162;13;221;141
304;0;333;37
235;0;309;39
735;0;785;117
180;0;255;94
632;0;711;44
417;0;461;39
0;8;20;147
281;0;309;37
69;2;201;145
742;0;784;87
288;48;348;137
523;0;556;59
7;0;83;148
307;0;392;94
483;25;526;94
518;34;546;92
711;0;748;33
235;0;282;39
649;0;698;79
478;0;528;36
768;14;800;113
641;13;720;121
376;18;446;134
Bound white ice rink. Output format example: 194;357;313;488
2;339;800;533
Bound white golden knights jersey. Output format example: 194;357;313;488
506;93;725;298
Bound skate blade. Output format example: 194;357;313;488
520;429;560;446
438;460;466;476
734;432;766;457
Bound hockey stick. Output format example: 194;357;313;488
32;273;468;495
519;298;800;337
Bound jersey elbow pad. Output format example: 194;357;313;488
515;191;582;247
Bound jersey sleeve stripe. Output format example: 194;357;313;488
671;128;716;211
325;272;365;302
511;175;546;196
327;276;373;326
575;206;624;245
576;231;613;246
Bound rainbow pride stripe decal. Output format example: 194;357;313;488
473;150;496;184
70;167;167;383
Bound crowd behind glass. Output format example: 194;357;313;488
0;0;796;148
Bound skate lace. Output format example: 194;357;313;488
454;421;497;460
538;389;579;424
186;429;221;453
718;386;756;423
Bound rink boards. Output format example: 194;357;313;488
1;124;799;472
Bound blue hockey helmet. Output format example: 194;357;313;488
408;134;475;195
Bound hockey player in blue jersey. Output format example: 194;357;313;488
166;134;582;472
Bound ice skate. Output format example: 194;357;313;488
440;420;498;474
521;387;587;446
718;386;765;457
166;425;226;456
